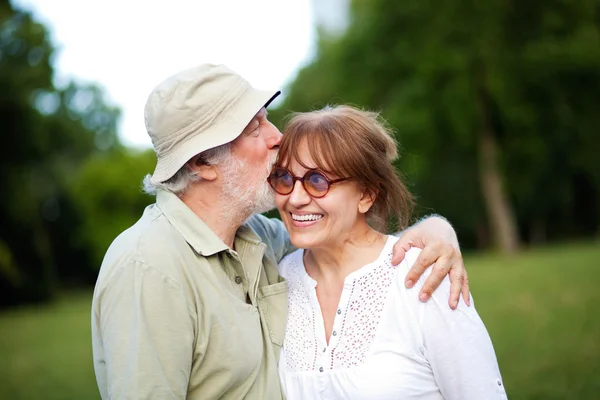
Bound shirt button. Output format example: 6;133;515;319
234;276;243;284
322;347;326;353
337;309;341;315
319;367;324;372
497;379;502;387
332;331;337;336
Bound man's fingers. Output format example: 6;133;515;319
462;269;471;306
391;238;411;266
448;266;465;310
419;279;435;302
405;242;439;288
418;254;451;302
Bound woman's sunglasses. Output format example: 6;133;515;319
267;167;349;198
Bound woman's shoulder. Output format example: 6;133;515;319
394;244;446;294
398;246;423;273
384;236;423;278
383;240;443;304
390;242;464;312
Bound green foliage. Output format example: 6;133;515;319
0;3;127;305
1;242;599;399
69;149;156;267
272;0;600;248
2;0;600;304
0;239;20;287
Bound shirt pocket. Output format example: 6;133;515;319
258;279;289;347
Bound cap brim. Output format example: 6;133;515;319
263;90;281;108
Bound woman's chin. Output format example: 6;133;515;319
289;234;320;250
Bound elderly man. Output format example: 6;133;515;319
91;64;468;399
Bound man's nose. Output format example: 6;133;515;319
266;125;283;149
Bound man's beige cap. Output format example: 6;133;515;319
144;64;280;183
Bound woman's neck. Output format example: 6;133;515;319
304;225;388;283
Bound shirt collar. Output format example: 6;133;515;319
156;190;263;256
157;190;229;256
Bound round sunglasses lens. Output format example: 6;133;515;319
306;172;330;196
271;169;294;194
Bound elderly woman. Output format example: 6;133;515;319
268;106;507;399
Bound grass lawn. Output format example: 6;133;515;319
1;241;599;399
467;241;600;399
0;290;98;400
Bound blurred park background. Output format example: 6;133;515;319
1;0;599;399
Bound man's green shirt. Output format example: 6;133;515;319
92;190;294;399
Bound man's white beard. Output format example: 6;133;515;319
220;154;276;224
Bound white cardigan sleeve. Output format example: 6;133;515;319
404;249;509;400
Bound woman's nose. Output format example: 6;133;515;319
288;180;311;206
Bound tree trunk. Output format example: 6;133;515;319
475;67;520;253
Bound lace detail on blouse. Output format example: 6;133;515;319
281;248;397;372
330;255;395;369
282;255;319;371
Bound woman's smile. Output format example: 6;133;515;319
289;212;324;227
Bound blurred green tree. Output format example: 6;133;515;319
271;0;600;251
69;148;156;268
0;2;142;306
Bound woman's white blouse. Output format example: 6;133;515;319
277;236;508;400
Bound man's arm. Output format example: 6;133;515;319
250;212;468;308
247;214;295;263
392;215;470;309
92;260;195;399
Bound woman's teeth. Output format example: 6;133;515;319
291;213;323;222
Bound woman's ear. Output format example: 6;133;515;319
358;189;377;214
187;155;217;181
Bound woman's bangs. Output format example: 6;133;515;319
278;114;352;179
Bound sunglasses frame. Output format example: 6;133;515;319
267;168;349;198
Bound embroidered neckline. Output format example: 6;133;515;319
283;236;399;371
297;236;397;290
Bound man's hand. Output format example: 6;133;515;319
391;216;470;310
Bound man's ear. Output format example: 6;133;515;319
358;189;377;214
187;155;217;181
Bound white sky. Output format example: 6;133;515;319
12;0;316;148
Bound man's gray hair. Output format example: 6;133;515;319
143;142;232;195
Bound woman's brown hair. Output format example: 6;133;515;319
276;105;414;232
